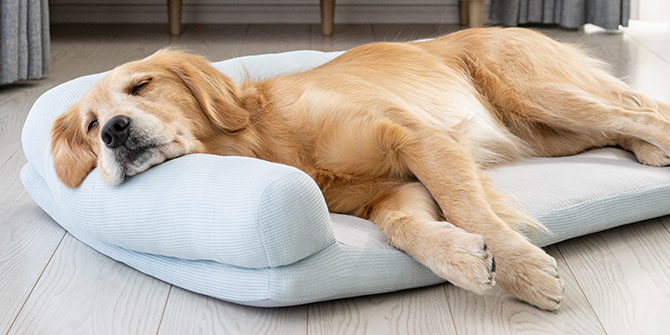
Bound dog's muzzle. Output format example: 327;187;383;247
100;115;160;172
101;115;131;149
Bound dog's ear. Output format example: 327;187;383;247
50;102;97;188
161;50;249;133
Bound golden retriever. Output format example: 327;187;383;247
50;27;670;311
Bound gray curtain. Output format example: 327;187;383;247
489;0;630;29
1;0;50;84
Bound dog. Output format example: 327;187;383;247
50;27;670;311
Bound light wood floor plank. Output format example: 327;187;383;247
445;245;606;335
557;218;670;335
308;24;375;52
624;21;670;65
308;285;457;335
0;151;66;334
49;24;133;78
0;82;44;164
7;233;172;335
660;215;670;236
175;24;250;62
371;24;441;42
589;27;670;104
158;287;307;335
434;24;462;36
242;24;312;55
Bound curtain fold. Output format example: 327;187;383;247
1;0;50;84
489;0;630;29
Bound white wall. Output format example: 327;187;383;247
630;0;670;22
639;0;670;22
50;0;461;24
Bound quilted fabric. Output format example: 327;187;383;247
21;49;670;307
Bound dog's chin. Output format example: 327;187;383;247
99;161;126;187
124;147;168;176
99;145;185;186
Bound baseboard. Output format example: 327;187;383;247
50;2;460;25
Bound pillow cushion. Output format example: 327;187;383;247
21;49;670;307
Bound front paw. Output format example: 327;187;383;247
417;223;496;295
493;240;564;311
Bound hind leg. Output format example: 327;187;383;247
611;90;670;166
464;30;670;160
486;76;670;162
620;136;670;167
501;119;670;166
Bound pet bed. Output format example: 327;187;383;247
21;49;670;307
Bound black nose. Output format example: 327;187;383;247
101;115;130;149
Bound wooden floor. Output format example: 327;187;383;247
2;22;670;335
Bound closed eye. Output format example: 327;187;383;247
87;119;98;133
131;78;152;95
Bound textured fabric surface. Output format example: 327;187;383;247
489;0;630;29
21;48;670;306
487;148;670;246
0;0;50;84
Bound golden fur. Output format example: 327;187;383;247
50;28;670;311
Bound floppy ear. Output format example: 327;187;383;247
50;103;97;188
162;50;249;133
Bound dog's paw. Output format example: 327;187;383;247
631;141;670;167
419;223;496;295
493;241;564;311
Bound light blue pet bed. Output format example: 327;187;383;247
21;49;670;307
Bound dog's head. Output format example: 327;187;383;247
50;49;251;187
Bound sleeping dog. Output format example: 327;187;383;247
50;27;670;310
